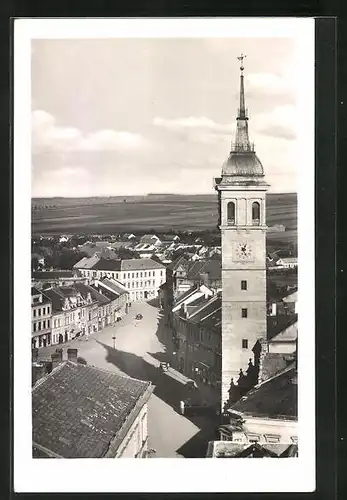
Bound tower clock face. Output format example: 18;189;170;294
235;242;253;261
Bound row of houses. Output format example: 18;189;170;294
73;256;166;302
31;278;130;348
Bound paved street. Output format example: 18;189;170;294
37;301;219;458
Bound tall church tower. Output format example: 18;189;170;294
214;55;270;406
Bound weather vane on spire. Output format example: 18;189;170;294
237;53;246;72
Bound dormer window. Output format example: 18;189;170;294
252;201;260;225
227;201;235;225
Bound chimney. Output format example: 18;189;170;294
271;302;277;316
200;272;209;287
67;348;78;363
51;350;63;370
32;348;39;363
32;363;45;385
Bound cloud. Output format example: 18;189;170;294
153;116;233;134
247;72;292;95
253;105;297;140
153;116;235;145
32;110;147;153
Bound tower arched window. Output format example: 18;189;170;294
252;201;260;225
227;201;235;225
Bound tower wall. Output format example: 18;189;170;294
215;56;270;408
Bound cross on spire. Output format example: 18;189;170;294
237;53;246;72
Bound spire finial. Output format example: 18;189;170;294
237;53;247;72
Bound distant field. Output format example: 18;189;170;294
32;193;297;242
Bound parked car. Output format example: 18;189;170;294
135;313;143;320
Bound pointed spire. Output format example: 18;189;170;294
237;53;247;120
233;53;253;152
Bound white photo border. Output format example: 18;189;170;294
14;17;315;493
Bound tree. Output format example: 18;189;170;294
115;247;137;260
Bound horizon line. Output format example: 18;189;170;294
32;191;297;199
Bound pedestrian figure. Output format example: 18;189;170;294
180;400;185;415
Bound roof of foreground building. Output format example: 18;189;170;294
32;361;154;458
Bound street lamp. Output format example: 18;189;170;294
112;335;116;349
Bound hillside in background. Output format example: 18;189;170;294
32;193;297;242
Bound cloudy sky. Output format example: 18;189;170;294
32;37;301;197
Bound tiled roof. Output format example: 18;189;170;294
121;258;165;271
100;278;128;296
74;282;110;305
74;254;101;270
140;234;159;240
92;258;122;271
33;271;74;280
41;288;65;312
167;255;189;271
32;361;153;458
186;259;222;281
189;295;222;327
270;321;297;343
110;241;133;249
174;284;200;305
162;235;179;241
283;290;298;303
231;366;297;420
260;353;295;382
267;314;298;340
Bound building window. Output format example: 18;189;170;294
33;322;37;332
38;308;41;317
227;201;235;224
241;280;247;290
242;339;248;349
116;273;119;279
47;319;50;328
43;320;46;329
136;272;139;278
38;321;41;331
264;434;280;443
144;271;147;277
42;307;46;315
160;270;163;276
252;201;260;225
140;272;143;278
140;281;143;287
241;308;248;318
131;272;134;278
33;309;36;318
47;306;50;314
248;434;260;443
128;273;130;278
